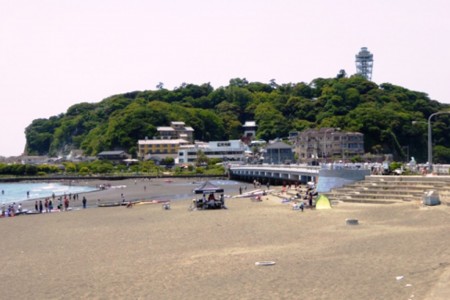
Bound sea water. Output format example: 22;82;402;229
0;182;98;204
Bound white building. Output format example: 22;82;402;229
242;121;257;141
157;121;194;143
178;140;248;164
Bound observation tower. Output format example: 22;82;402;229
355;47;373;80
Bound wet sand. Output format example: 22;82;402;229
1;178;449;299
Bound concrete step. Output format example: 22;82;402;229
334;185;450;192
364;175;450;183
324;195;400;204
352;181;448;188
323;175;450;205
329;189;426;197
326;193;416;201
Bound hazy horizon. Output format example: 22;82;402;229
2;0;450;157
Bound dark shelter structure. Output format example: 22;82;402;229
191;181;226;210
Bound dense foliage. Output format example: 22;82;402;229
25;76;450;163
0;159;225;177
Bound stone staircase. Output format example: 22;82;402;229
324;175;450;205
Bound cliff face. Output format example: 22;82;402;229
24;77;450;162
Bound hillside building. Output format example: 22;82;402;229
262;141;295;164
291;128;364;162
97;151;131;163
242;121;257;140
178;140;248;164
137;138;189;160
157;121;194;143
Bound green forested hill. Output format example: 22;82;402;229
25;76;450;163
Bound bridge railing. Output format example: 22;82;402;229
229;163;373;171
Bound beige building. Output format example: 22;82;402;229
137;138;189;160
291;128;364;162
138;121;195;160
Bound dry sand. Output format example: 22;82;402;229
1;178;449;300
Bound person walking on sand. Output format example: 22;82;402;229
64;197;69;211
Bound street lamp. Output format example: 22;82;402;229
427;111;450;172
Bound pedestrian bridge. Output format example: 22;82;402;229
229;164;371;192
229;164;320;184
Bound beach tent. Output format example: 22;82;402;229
315;194;332;209
193;181;224;194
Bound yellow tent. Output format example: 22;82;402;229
315;194;331;209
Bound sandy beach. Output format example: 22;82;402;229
1;178;449;299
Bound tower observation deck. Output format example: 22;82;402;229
355;47;373;80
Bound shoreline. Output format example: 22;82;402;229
4;177;259;212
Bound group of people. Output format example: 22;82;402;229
195;193;226;209
1;202;22;217
292;185;317;210
31;194;88;213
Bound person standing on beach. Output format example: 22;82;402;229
39;200;43;213
35;201;38;212
64;197;69;211
44;198;49;213
82;196;87;209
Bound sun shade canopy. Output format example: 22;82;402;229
194;181;224;194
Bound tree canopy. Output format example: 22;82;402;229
24;76;450;162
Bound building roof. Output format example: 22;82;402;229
243;121;257;127
98;151;127;156
157;127;175;131
265;141;293;149
171;121;185;126
138;139;189;145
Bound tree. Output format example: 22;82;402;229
195;150;208;167
336;69;347;79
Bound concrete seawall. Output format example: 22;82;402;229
316;168;370;193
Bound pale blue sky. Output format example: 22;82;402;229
1;0;449;156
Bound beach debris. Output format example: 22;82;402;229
405;283;412;287
396;275;404;281
255;261;276;266
346;218;359;225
